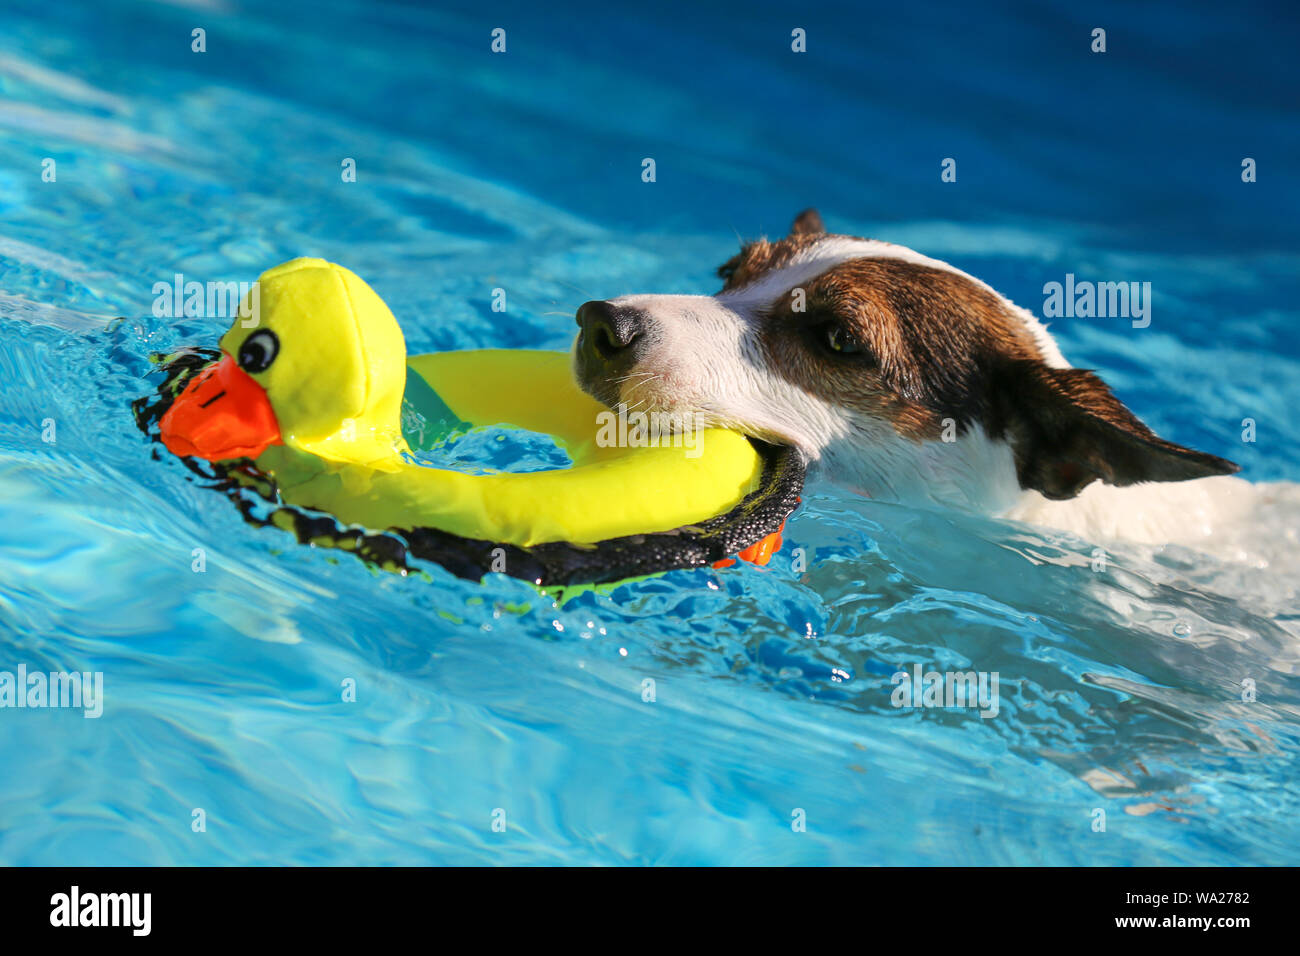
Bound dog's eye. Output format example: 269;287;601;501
237;329;279;373
825;325;866;355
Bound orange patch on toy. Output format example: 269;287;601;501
712;516;789;569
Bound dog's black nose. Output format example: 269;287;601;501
574;300;651;404
576;300;646;360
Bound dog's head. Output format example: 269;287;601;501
573;209;1237;503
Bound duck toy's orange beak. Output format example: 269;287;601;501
159;354;282;462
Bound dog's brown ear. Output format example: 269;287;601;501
789;208;825;236
987;359;1239;500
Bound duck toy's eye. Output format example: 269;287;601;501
237;329;280;373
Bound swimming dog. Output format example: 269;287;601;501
571;209;1283;555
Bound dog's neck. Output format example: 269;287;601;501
815;424;1024;514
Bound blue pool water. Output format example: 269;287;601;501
2;0;1299;865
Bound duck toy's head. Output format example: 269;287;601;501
160;258;408;467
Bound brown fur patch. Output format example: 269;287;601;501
986;361;1239;498
716;233;825;292
789;208;826;236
